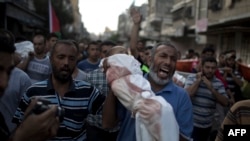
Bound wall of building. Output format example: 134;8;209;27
208;0;250;25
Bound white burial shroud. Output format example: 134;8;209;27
103;54;179;141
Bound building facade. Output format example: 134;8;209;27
0;0;46;39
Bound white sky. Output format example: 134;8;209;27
79;0;148;35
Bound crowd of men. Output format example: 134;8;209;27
0;8;250;141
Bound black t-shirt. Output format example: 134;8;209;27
0;112;10;141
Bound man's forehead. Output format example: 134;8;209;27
50;37;58;41
204;61;216;66
156;45;177;53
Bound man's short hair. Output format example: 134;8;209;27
0;29;16;53
33;32;46;43
188;49;194;54
202;56;217;66
202;44;215;54
86;41;98;50
145;45;153;51
50;40;79;57
151;42;177;58
46;32;58;40
100;40;116;48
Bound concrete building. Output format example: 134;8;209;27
68;0;89;41
117;3;148;46
204;0;250;64
170;0;250;63
0;0;46;39
140;0;174;41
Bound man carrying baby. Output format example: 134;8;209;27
102;42;193;141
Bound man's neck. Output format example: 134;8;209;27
52;77;71;97
35;53;46;59
148;76;165;93
88;57;98;64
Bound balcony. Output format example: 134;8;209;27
149;13;162;27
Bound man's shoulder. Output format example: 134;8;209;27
187;73;197;79
27;80;48;91
162;81;188;95
231;100;250;113
13;67;30;79
78;59;88;65
80;59;89;63
73;80;93;89
172;83;188;95
213;77;225;85
87;68;104;78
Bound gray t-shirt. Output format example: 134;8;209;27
0;67;31;132
26;56;51;84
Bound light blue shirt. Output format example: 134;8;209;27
117;78;193;141
77;59;100;73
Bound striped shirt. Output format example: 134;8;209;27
12;77;105;141
185;74;227;128
219;68;243;93
215;100;250;141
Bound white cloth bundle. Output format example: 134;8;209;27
103;54;179;141
15;41;34;58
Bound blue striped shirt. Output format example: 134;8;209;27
12;77;105;141
185;74;227;128
219;68;243;93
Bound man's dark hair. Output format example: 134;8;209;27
145;45;153;51
137;39;146;45
151;42;177;58
15;36;27;43
188;49;194;53
0;29;16;53
33;32;46;43
50;40;79;57
100;40;116;48
46;32;58;40
202;56;217;66
202;44;215;54
86;41;98;50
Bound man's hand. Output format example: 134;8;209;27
196;72;202;82
13;99;60;141
202;76;213;90
28;51;35;60
130;7;142;25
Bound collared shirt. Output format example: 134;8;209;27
185;74;227;128
12;76;105;141
85;68;119;132
26;56;51;84
86;68;109;96
0;67;31;132
117;77;193;141
219;68;243;94
77;59;100;73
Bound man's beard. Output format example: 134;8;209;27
52;66;73;84
149;65;170;86
54;71;72;83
